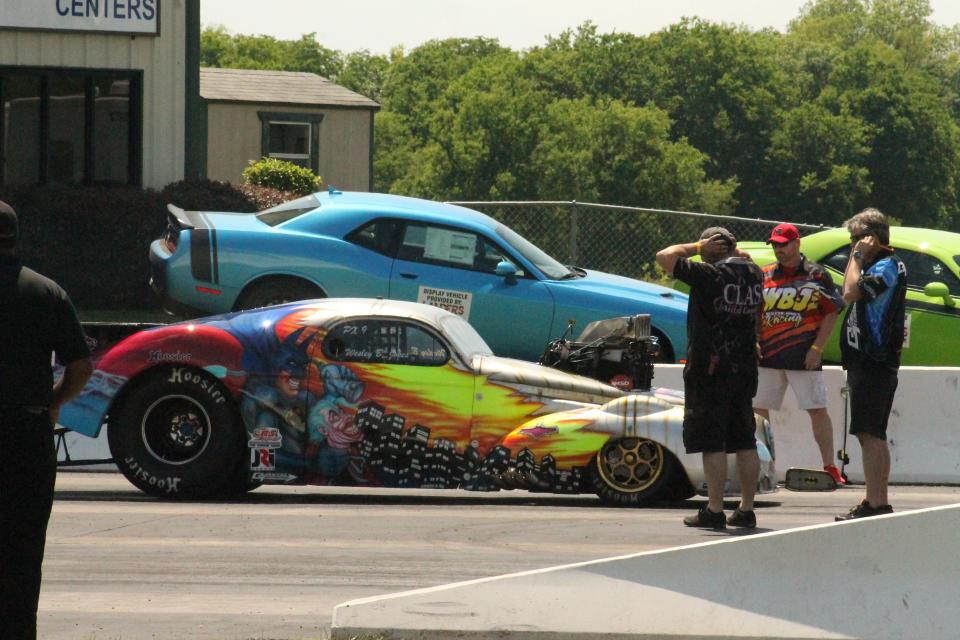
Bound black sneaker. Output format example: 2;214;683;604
835;501;894;521
683;505;726;529
726;507;757;529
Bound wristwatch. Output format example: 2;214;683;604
853;250;863;261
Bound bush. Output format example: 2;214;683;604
0;181;298;311
242;157;322;195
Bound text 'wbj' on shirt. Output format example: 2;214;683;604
674;256;764;377
759;256;844;370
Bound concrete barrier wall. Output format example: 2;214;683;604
332;503;960;640
61;366;960;484
653;365;960;484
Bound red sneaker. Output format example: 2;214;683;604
824;464;846;485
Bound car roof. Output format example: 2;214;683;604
278;297;461;327
314;191;499;231
810;226;960;245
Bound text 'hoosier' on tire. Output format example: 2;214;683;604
107;368;247;499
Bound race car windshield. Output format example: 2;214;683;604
495;224;571;280
256;194;321;226
438;314;494;359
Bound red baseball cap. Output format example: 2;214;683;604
767;223;800;244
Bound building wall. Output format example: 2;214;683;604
206;102;372;192
0;0;186;188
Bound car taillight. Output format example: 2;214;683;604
163;226;178;253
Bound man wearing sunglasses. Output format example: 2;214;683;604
754;223;846;486
836;209;906;520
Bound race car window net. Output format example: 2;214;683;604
256;194;320;226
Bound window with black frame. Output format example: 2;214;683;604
0;67;141;186
257;111;322;172
323;319;450;366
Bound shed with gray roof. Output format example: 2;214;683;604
201;67;379;191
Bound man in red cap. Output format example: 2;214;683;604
753;223;846;485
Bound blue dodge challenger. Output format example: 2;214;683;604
150;190;689;362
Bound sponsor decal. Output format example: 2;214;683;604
123;456;182;494
248;427;282;448
904;312;911;348
519;425;559;439
149;350;192;364
250;447;276;471
168;367;227;404
609;374;633;390
251;471;298;483
417;286;473;319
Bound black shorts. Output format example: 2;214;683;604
682;370;758;454
847;364;898;440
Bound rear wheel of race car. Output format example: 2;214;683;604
236;277;324;310
592;437;677;506
108;369;246;499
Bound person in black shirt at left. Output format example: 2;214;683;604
0;200;92;640
657;227;764;530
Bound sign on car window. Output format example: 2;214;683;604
324;320;450;366
424;227;477;266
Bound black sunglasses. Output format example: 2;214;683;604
770;240;790;248
850;232;871;242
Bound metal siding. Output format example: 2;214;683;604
317;108;371;191
0;0;187;188
206;103;371;191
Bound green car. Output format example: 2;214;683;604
735;227;960;366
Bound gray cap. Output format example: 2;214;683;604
0;200;17;249
699;226;735;248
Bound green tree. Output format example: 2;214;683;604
199;28;342;78
763;103;872;225
338;49;395;104
532;97;735;211
630;20;794;216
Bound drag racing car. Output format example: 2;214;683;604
59;299;775;504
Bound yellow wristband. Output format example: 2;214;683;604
694;241;701;254
810;344;822;353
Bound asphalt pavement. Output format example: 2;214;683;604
41;471;960;640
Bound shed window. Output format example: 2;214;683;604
0;67;142;186
258;111;322;173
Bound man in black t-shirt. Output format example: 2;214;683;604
0;201;92;640
656;227;764;529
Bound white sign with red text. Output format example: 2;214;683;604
417;286;473;320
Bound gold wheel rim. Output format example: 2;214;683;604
596;438;664;494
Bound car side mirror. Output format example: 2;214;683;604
923;281;956;306
495;260;518;285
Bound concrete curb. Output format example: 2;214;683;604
332;503;960;639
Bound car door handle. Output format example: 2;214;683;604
399;272;418;279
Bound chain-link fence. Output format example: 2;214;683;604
449;201;830;282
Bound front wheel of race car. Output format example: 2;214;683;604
592;437;679;506
108;369;246;499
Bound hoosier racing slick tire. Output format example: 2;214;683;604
108;368;246;499
592;437;679;506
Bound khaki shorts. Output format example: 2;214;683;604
753;366;827;411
